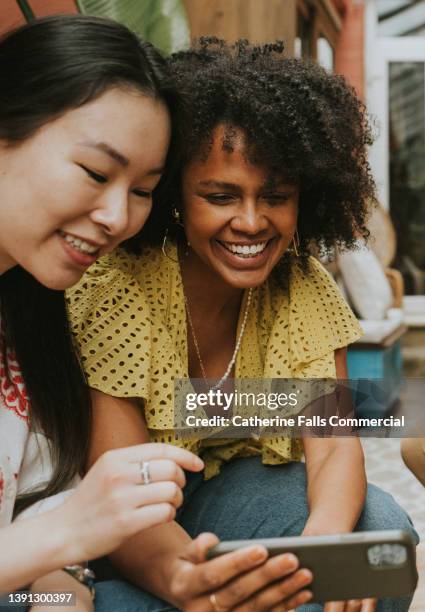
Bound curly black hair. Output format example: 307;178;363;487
127;38;376;262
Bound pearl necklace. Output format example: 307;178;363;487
184;287;253;391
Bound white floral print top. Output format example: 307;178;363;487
0;313;76;526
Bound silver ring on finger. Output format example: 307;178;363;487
209;593;229;612
139;461;151;485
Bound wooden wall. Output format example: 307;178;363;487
335;0;365;98
183;0;297;54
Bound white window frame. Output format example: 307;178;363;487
365;0;425;210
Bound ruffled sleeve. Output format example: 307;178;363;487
66;249;152;400
264;256;363;379
259;256;362;465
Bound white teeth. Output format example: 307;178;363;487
62;232;98;254
221;242;268;257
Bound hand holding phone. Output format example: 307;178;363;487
207;530;417;603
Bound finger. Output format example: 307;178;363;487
361;599;377;612
130;459;186;488
259;569;312;611
324;603;345;612
181;540;269;597
171;533;221;600
346;601;363;612
151;460;186;487
238;567;313;611
105;482;183;520
133;480;184;509
117;502;177;538
181;532;221;564
270;589;313;611
214;554;305;610
111;443;204;472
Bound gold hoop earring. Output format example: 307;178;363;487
292;229;300;257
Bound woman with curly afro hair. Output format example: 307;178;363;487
68;39;418;612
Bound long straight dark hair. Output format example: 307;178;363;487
0;15;179;516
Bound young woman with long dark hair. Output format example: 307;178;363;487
0;15;206;610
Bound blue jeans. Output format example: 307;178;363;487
94;458;419;612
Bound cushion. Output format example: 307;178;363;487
338;243;393;320
356;308;403;343
403;296;425;327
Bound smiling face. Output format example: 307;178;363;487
181;125;299;289
0;87;170;289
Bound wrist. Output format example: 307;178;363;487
30;569;93;611
302;525;352;536
302;514;355;537
42;505;86;567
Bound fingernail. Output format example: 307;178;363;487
194;457;204;469
300;569;313;583
249;546;267;562
284;553;298;569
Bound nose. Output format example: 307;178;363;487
230;200;269;235
90;191;129;238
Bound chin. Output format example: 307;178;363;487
34;269;82;291
223;271;269;290
212;254;279;290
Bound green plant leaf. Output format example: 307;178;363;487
16;0;35;22
77;0;189;54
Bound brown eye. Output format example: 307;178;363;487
263;193;291;205
205;194;235;204
132;189;152;199
79;164;107;184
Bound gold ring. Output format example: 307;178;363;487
209;593;228;612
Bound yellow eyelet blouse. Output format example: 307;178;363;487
67;244;362;479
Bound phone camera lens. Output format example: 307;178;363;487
367;544;407;567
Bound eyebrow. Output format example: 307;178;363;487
198;180;295;191
79;141;129;166
78;141;164;175
198;180;240;190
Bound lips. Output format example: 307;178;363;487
217;239;270;258
58;230;103;255
213;237;276;271
58;231;103;268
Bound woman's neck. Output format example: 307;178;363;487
179;246;243;320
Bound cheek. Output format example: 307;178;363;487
28;156;68;193
126;203;153;238
274;206;298;235
184;202;226;240
28;163;90;222
186;220;219;253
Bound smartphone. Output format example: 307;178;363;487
206;530;418;602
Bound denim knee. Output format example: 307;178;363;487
95;580;177;612
356;483;419;545
297;603;323;612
